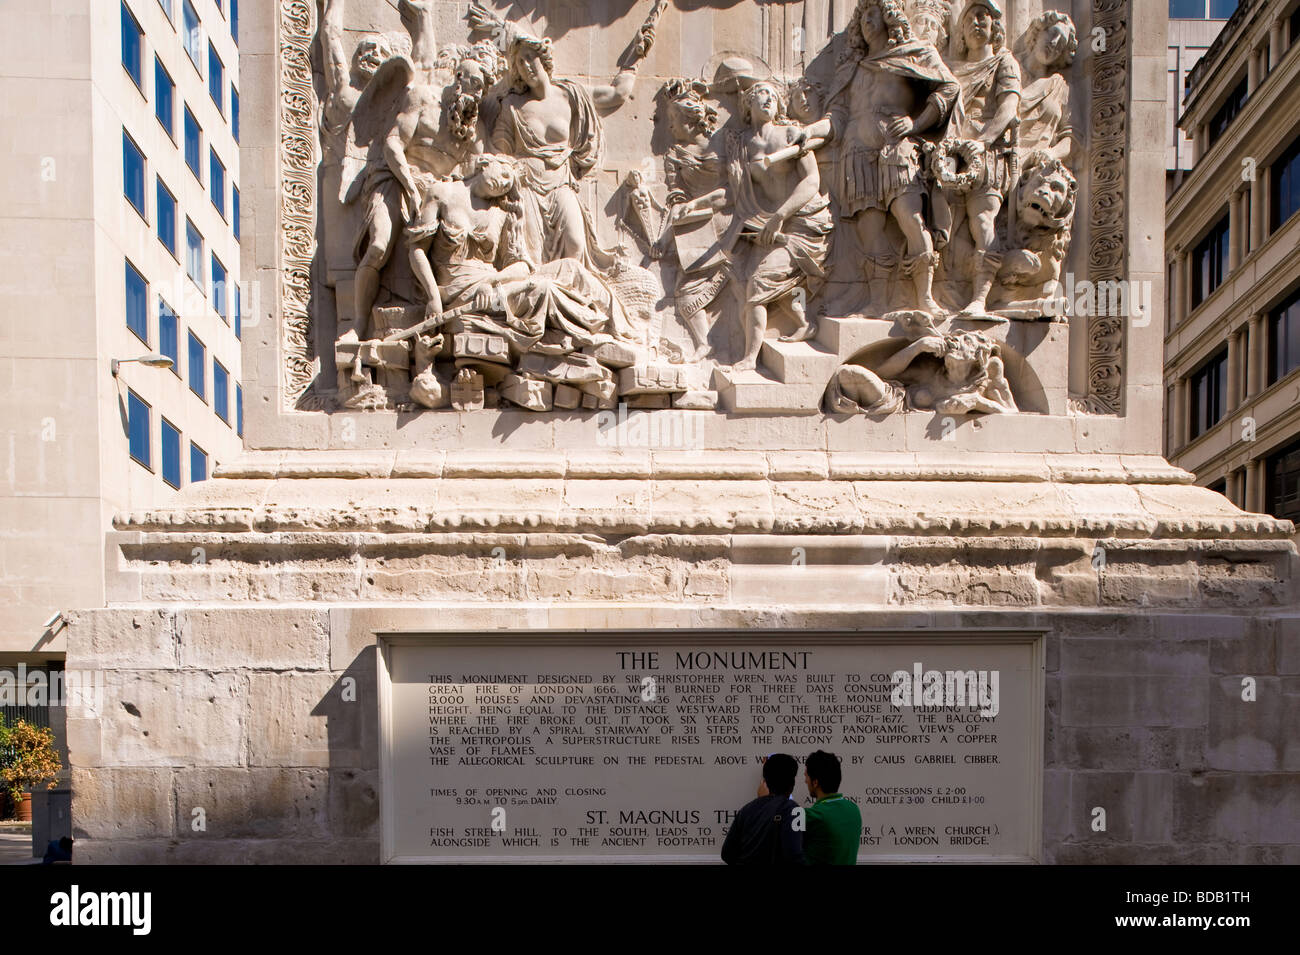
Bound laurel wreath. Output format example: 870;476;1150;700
928;139;984;194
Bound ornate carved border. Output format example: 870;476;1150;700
1079;0;1129;416
279;0;319;410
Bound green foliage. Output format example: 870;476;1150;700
0;719;61;803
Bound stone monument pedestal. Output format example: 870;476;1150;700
63;449;1299;863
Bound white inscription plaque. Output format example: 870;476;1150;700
380;633;1043;863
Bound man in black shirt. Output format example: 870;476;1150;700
720;753;804;865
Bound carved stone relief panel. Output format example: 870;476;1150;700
286;1;1105;418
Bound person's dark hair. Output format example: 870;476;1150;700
762;753;799;795
805;750;842;792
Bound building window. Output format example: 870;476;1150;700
231;0;239;43
161;418;182;488
155;59;175;137
210;149;226;216
1271;135;1300;233
1207;478;1227;496
234;282;241;339
1292;6;1300;51
183;0;202;71
1206;77;1247;145
158;0;174;19
190;442;208;483
1189;348;1228;440
185;219;203;290
122;2;144;88
156;177;177;255
184;106;202;180
214;361;230;423
212;255;227;321
236;383;244;437
1191;214;1230;309
1169;0;1206;17
232;185;240;241
159;297;179;375
123;131;146;218
1269;287;1300;385
1209;0;1237;16
127;390;151;470
125;260;149;345
208;43;224;112
231;87;240;143
188;331;206;401
1266;437;1300;523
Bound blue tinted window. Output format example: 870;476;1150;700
210;149;225;216
186;219;203;288
208;44;224;111
234;283;241;339
188;331;206;400
212;255;227;321
125;260;148;345
232;186;240;241
184;107;202;179
1269;289;1300;385
1209;0;1237;18
232;87;240;142
1272;137;1300;232
1169;0;1206;16
236;383;244;437
157;178;176;254
123;131;146;216
155;59;175;136
183;1;202;69
161;419;181;488
159;0;174;19
159;298;179;373
128;391;151;469
122;3;143;87
190;442;208;482
214;361;230;423
231;0;238;43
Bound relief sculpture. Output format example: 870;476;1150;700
308;0;1083;417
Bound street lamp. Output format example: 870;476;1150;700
111;353;174;377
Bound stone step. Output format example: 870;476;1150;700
816;315;893;361
758;337;842;384
712;366;826;414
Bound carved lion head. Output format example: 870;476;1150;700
1017;152;1077;232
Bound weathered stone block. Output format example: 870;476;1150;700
174;767;329;840
97;670;247;767
1059;676;1208;728
247;670;375;769
177;609;330;671
71;766;174;840
65;608;177;670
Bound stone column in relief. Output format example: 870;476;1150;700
1174;376;1188;449
1226;328;1240;412
1172;251;1186;326
1245;458;1261;512
1269;19;1284;68
1247;312;1265;397
1228;190;1242;271
1247;45;1261;93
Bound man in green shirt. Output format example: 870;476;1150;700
802;750;862;865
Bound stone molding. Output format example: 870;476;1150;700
279;0;320;410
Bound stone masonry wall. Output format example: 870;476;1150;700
65;603;1300;864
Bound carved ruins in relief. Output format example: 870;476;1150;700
310;0;1080;416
